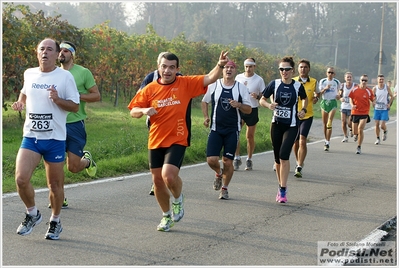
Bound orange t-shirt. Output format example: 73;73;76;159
348;86;374;115
128;75;206;149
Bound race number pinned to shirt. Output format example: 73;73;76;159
28;113;53;132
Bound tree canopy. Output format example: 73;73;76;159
2;2;397;110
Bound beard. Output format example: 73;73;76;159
59;57;66;63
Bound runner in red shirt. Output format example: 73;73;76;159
348;74;375;154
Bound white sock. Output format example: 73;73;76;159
50;214;60;223
163;211;171;217
27;206;37;216
173;193;182;204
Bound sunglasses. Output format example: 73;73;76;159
328;72;335;74
361;80;368;82
279;67;292;72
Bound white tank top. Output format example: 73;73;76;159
374;84;389;110
340;83;355;110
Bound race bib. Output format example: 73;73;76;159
274;107;291;119
28;113;53;132
375;102;385;110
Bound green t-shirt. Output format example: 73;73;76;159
66;64;96;123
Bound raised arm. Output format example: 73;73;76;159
203;51;229;87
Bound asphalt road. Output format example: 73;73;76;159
2;117;397;266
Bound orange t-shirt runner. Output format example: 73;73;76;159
349;86;374;115
128;75;207;149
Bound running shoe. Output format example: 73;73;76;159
16;210;42;236
83;151;97;177
233;158;242;170
213;169;223;191
341;136;348;142
375;138;380;145
171;194;184;222
276;188;287;203
48;198;69;209
219;188;229;200
356;146;361;154
324;144;329;151
383;130;388;141
45;221;63;240
245;159;253;170
294;166;302;178
149;183;155;195
354;135;358;142
157;215;174;232
276;189;280;202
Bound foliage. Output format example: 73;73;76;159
133;2;397;80
2;3;83;107
4;2;395;110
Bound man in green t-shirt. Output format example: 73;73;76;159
49;41;101;209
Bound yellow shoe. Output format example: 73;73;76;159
83;151;97;177
48;198;68;209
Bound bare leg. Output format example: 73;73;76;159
15;149;42;209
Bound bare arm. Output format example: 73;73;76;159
387;86;395;108
130;107;157;119
230;100;251;114
80;85;100;102
11;93;26;111
259;96;277;110
203;51;229;87
298;97;308;119
48;87;79;112
201;101;210;127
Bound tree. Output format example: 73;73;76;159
2;3;82;110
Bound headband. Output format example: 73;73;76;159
225;61;237;68
60;43;76;57
244;60;256;66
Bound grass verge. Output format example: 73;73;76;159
2;97;396;193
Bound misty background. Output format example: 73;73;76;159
15;2;398;83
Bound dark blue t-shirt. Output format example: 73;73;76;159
263;79;306;127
